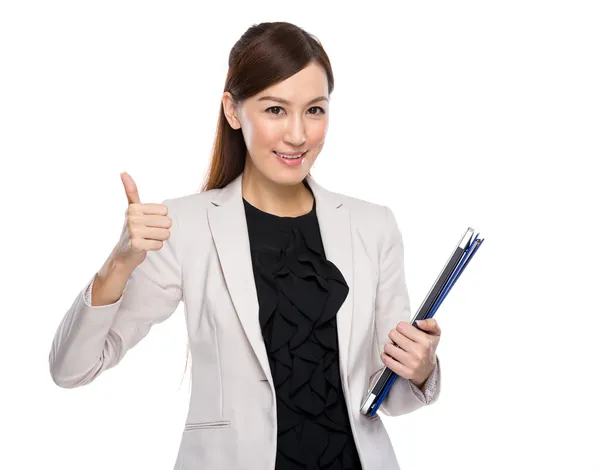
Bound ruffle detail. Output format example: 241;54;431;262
244;197;362;470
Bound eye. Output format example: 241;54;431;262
265;106;326;116
266;106;284;115
308;106;326;115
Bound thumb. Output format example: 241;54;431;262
120;171;141;205
416;318;441;336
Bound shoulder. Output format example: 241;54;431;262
161;189;218;216
327;189;399;255
155;190;220;257
331;189;391;228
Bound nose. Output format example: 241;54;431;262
283;114;307;147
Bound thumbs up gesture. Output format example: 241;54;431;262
114;172;172;270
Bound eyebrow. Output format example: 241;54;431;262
257;95;329;106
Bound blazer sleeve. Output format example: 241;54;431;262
367;204;441;417
48;198;183;388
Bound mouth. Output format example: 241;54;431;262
273;151;308;160
273;150;308;166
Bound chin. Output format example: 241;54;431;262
270;172;309;186
248;151;315;185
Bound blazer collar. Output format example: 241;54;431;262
206;172;354;393
208;171;344;210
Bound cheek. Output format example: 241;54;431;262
241;114;274;148
249;120;282;148
309;121;327;141
305;123;327;153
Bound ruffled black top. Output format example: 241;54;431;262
243;181;363;470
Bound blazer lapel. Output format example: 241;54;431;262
207;172;354;392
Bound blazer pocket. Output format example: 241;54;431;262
184;420;230;431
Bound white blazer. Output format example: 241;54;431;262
49;171;441;470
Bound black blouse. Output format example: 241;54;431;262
243;182;363;470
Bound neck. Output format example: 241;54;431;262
241;158;314;218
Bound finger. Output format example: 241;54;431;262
416;318;441;336
133;204;169;216
121;171;141;205
135;226;171;241
395;321;431;343
383;341;411;364
132;238;164;252
134;213;172;227
388;329;418;355
381;351;412;379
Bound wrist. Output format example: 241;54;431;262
100;254;135;280
411;377;426;390
92;255;135;306
411;365;435;390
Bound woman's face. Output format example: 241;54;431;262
222;62;329;186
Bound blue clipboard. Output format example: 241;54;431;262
359;227;484;417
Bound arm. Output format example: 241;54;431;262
48;199;183;388
368;204;441;416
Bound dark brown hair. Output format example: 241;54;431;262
180;21;335;384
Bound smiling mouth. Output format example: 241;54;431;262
274;151;307;160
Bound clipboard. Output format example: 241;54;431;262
359;227;484;417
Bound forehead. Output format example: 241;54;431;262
251;63;329;105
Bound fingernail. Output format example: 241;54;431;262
416;320;424;327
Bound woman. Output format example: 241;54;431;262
49;21;441;470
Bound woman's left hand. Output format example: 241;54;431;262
381;318;441;388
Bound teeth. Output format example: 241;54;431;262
276;152;304;159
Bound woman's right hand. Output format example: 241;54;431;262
114;171;172;270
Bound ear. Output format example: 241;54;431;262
222;92;242;130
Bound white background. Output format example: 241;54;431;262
1;1;598;469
